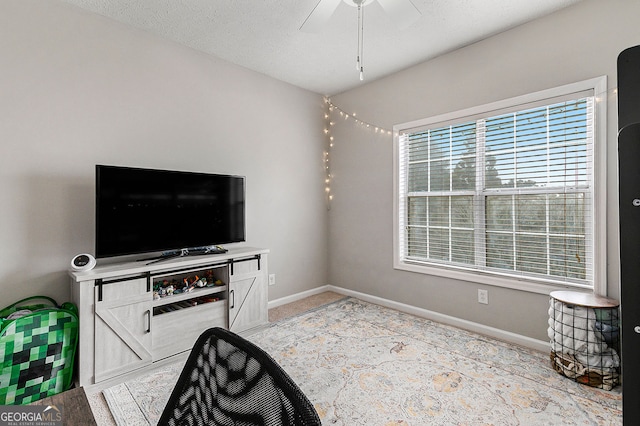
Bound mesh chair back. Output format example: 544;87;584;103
159;327;321;426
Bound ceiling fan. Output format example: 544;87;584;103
301;0;421;81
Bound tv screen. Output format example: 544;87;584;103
96;165;245;258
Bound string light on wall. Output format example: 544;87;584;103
322;97;394;209
323;98;333;208
325;99;393;135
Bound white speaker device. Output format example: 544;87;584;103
71;253;96;271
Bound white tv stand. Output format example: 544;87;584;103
68;247;269;387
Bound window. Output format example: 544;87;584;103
394;78;607;293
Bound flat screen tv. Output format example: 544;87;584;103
96;165;245;258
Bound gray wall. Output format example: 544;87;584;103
0;0;328;304
329;0;638;341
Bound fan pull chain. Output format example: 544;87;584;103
356;4;361;71
357;3;364;80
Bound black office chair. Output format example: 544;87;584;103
159;327;321;426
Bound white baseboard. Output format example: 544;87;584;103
270;284;549;353
268;285;332;309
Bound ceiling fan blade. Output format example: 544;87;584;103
300;0;343;33
377;0;421;29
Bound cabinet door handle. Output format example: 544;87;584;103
145;310;151;333
230;290;235;309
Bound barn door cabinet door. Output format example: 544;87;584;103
228;255;268;333
93;276;153;383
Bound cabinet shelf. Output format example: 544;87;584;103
153;296;226;317
153;288;226;316
153;285;227;309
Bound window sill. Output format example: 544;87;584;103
394;260;593;296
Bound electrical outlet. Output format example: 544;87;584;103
478;289;489;305
268;274;276;286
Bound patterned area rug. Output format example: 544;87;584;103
103;298;622;425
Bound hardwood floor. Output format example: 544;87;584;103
268;291;346;322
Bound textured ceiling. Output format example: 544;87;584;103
59;0;582;95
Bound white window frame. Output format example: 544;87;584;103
393;77;608;296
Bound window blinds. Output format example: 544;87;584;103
399;97;594;287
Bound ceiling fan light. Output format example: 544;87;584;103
343;0;374;7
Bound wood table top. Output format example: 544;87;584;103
30;386;97;425
550;290;619;308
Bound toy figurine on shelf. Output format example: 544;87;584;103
152;270;227;299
